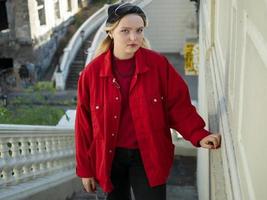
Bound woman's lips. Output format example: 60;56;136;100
128;44;138;47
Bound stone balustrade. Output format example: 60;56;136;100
0;125;76;200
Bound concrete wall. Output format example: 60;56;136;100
198;0;267;200
143;0;198;53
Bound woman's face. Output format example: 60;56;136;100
111;14;145;59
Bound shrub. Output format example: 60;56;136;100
0;105;65;125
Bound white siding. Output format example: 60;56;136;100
199;0;267;199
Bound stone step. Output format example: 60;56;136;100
69;67;83;71
66;30;97;90
72;60;84;65
66;77;79;82
68;71;82;76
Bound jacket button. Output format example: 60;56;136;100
109;150;112;153
115;97;119;101
112;133;115;136
153;98;158;102
114;115;118;119
95;105;100;109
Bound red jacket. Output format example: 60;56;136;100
75;47;210;192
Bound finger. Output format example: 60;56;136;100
211;134;221;145
202;141;214;149
213;136;221;148
206;139;216;149
208;137;221;149
211;138;219;148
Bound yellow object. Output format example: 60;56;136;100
184;43;198;75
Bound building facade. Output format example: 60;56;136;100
0;0;88;89
198;0;267;200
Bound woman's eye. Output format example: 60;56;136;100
121;29;129;33
137;29;143;33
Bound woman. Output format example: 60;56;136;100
75;2;221;200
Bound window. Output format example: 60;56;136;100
0;58;13;71
0;0;9;31
36;0;46;25
67;0;72;12
78;0;82;8
54;0;61;19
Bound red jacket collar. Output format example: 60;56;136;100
100;47;150;77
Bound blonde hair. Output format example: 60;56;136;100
94;16;150;58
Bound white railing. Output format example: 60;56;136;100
0;124;75;200
54;4;110;90
85;21;106;64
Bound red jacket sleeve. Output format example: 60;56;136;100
165;58;210;147
75;70;94;177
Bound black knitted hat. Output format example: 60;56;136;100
106;2;146;25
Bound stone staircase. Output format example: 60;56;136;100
66;29;97;90
66;56;85;90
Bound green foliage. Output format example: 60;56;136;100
0;106;65;125
31;81;56;93
24;81;56;93
10;96;32;105
0;107;10;118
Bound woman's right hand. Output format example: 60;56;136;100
82;177;96;193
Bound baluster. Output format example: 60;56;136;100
19;138;30;182
51;136;56;153
39;137;45;154
21;165;31;182
10;138;22;184
0;139;6;175
61;136;66;150
27;140;32;156
47;160;53;175
26;138;35;181
30;138;37;155
46;138;52;154
0;131;76;192
0;169;8;187
4;140;15;186
12;166;20;184
10;138;19;159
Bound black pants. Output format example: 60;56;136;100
107;148;166;200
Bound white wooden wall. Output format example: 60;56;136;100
198;0;267;200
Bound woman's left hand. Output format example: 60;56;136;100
199;134;221;149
